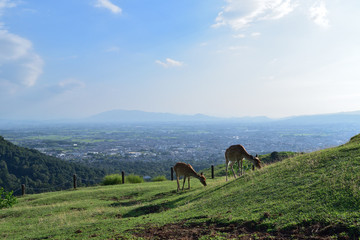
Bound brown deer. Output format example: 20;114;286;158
225;144;261;181
173;162;207;191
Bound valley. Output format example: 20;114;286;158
1;121;359;179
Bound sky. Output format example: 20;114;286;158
1;0;360;120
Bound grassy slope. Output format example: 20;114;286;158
1;135;360;239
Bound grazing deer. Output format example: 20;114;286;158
173;162;207;191
225;144;261;181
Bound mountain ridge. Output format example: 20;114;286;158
86;109;360;124
1;109;360;126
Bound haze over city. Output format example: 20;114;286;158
1;0;360;120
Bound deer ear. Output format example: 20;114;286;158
256;154;258;157
200;172;203;175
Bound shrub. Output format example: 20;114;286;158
126;174;144;184
0;187;17;209
102;174;122;185
152;175;167;182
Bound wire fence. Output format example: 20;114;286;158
10;175;105;196
11;165;218;196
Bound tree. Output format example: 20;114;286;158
0;187;17;209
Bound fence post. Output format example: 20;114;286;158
171;167;174;181
73;174;77;189
211;165;214;179
21;184;25;196
122;171;125;184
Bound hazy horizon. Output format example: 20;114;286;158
1;0;360;120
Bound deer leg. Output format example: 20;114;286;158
226;162;228;181
242;159;244;176
231;163;236;179
238;160;241;177
188;177;190;189
182;176;186;190
176;175;180;192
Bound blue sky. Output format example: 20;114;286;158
1;0;360;120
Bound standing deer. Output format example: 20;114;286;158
173;162;207;191
225;144;261;181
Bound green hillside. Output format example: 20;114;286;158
1;134;360;239
0;136;105;194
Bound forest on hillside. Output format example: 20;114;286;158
0;136;105;194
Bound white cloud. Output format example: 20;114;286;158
155;58;184;68
309;0;329;28
228;45;248;51
233;33;245;38
213;0;298;30
0;28;44;87
261;0;296;20
251;32;261;37
58;78;86;92
94;0;122;14
0;0;16;13
0;1;43;89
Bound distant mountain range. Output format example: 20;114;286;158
86;109;271;123
1;109;360;126
85;109;360;125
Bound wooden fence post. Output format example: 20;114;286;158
122;171;125;184
21;184;25;196
73;174;77;189
211;165;214;179
171;167;174;181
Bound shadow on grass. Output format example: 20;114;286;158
122;196;187;218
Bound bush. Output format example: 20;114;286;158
102;174;122;185
126;174;144;184
152;175;167;182
0;187;17;209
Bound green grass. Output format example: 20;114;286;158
152;175;167;182
125;174;144;184
102;174;123;185
1;134;360;239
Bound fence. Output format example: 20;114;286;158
17;165;217;196
16;174;104;196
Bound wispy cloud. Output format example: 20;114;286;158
0;1;43;89
47;78;86;95
94;0;122;14
213;0;298;30
0;0;17;14
213;0;331;31
233;33;245;38
0;28;43;88
105;46;120;53
155;58;184;68
309;0;329;28
58;78;86;92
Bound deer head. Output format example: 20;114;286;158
199;173;207;186
253;154;262;169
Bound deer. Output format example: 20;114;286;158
173;162;207;191
225;144;261;181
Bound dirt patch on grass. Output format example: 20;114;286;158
129;220;357;240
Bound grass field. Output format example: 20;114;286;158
1;135;360;239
